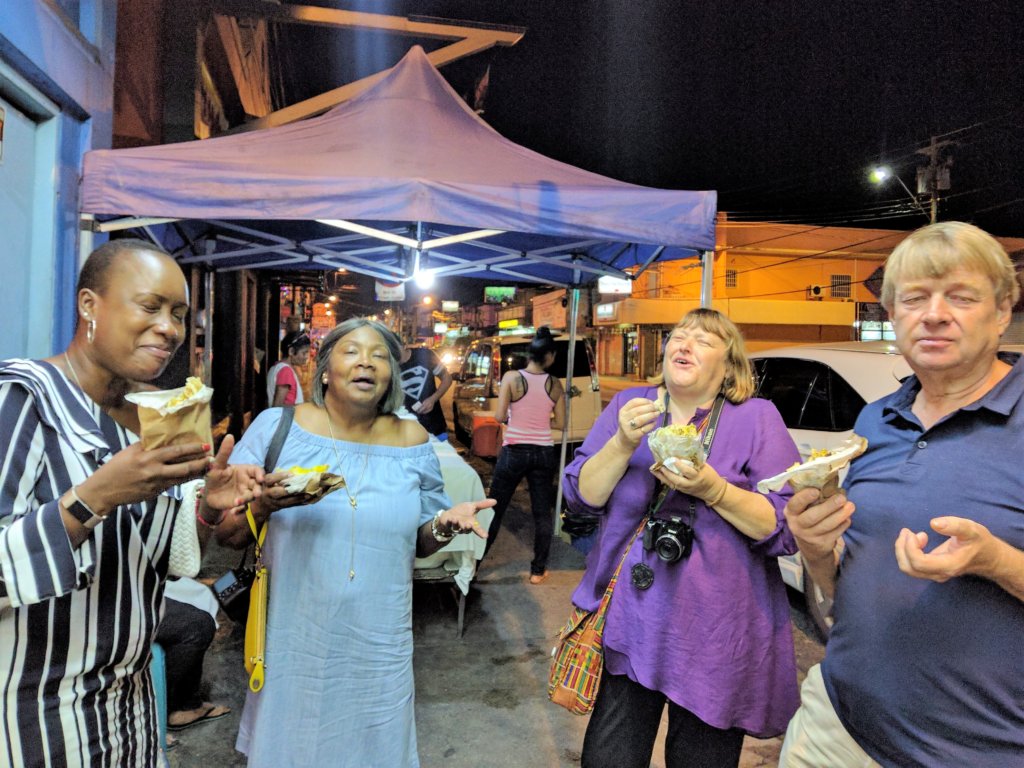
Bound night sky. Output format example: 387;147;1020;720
285;0;1023;237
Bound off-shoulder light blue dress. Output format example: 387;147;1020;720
230;408;448;768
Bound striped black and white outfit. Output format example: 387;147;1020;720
0;360;181;768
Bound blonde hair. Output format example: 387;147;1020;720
650;308;755;403
881;221;1020;311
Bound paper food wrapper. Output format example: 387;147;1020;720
278;465;347;504
124;377;214;451
756;435;868;498
648;423;705;474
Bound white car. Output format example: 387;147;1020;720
751;340;1024;638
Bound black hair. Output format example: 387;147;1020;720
77;238;171;296
528;326;557;363
281;331;311;357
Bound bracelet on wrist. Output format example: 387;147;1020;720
193;484;223;528
431;510;455;542
707;479;729;507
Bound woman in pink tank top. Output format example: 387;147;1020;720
485;327;566;583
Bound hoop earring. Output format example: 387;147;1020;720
86;319;96;344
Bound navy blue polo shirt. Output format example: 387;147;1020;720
822;355;1024;767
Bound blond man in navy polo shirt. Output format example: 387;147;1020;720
781;221;1024;768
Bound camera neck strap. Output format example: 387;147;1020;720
647;392;726;521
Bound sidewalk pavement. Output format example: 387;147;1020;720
168;443;823;768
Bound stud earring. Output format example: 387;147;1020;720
322;375;329;384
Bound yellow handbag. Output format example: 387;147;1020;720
244;506;269;693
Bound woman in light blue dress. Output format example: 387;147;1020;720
220;318;493;768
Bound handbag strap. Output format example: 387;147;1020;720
264;406;295;473
247;406;295;560
596;515;648;610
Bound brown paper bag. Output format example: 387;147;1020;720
135;401;213;451
125;378;215;451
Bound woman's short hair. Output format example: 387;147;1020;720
312;317;404;413
528;326;558;363
76;239;173;328
650;308;755;403
881;221;1021;311
280;331;311;358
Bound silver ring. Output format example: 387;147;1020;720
628;419;636;429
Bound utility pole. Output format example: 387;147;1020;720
915;135;953;224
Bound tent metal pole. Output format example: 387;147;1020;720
554;269;581;539
700;249;714;307
79;214;95;269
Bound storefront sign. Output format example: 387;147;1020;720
498;319;520;329
598;276;632;294
441;300;459;313
596;303;617;320
374;280;405;301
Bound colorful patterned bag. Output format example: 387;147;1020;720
547;571;619;714
547;518;645;714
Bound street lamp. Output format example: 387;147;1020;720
869;165;932;223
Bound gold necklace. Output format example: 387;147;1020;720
324;408;371;581
63;351;83;391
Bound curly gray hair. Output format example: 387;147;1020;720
312;317;405;414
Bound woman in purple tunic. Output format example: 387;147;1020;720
563;309;801;768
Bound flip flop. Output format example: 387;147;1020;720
167;703;231;731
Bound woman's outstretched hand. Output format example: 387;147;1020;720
203;435;263;516
436;499;497;539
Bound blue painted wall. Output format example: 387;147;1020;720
0;0;117;358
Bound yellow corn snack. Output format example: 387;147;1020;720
661;423;698;438
166;376;204;408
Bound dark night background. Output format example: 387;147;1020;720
258;0;1024;237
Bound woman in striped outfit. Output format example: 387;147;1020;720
485;326;566;584
0;239;262;768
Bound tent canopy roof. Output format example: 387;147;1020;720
81;46;716;285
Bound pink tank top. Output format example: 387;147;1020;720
503;370;556;446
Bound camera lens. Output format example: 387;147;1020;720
654;533;684;563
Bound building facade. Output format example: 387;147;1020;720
0;0;119;359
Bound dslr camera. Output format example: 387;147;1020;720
643;516;694;563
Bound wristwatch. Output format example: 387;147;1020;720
63;487;106;530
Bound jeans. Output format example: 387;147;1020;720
155;598;216;713
485;443;556;575
582;671;745;768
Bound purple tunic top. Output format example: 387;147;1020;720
563;386;801;737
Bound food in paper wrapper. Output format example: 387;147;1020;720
648;423;705;474
651;398;666;413
278;465;347;503
124;377;213;451
756;435;868;498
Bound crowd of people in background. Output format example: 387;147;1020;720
2;221;1022;767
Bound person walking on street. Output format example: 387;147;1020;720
485;326;565;584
